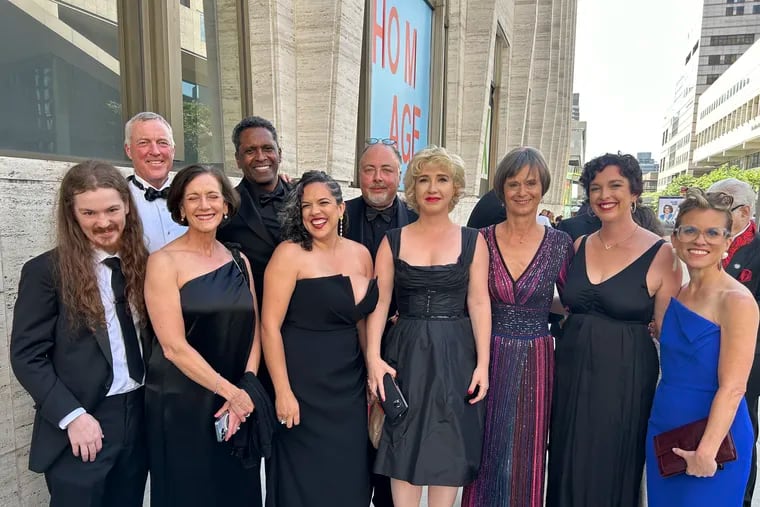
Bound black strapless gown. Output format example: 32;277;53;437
546;237;664;507
270;275;378;507
145;261;261;506
374;227;485;486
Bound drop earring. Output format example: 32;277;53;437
338;217;344;237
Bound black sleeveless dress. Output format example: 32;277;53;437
270;275;378;507
546;237;665;507
374;227;485;486
145;261;261;506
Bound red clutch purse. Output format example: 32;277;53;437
653;417;737;478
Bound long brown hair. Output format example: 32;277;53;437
56;160;148;329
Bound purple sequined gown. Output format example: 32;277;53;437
462;225;573;507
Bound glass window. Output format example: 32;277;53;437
754;5;760;13
737;6;745;13
181;0;191;7
0;1;124;160
179;1;230;165
708;54;721;64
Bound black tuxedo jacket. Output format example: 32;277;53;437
217;180;291;305
556;213;602;241
10;250;151;473
466;189;506;229
344;196;418;251
726;233;760;350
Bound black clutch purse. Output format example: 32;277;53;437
381;373;408;422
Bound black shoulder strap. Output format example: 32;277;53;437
226;243;250;286
385;228;402;258
460;227;479;266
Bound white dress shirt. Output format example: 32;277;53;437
537;214;552;227
129;173;187;252
58;250;144;429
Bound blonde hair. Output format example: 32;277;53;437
403;146;466;211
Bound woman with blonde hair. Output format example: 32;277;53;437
367;146;491;507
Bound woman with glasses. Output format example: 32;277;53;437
645;188;758;506
547;153;682;507
367;146;490;507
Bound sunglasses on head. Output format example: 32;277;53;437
366;138;397;146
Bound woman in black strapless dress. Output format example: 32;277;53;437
261;171;378;507
144;165;262;506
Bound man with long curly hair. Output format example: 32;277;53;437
11;161;150;507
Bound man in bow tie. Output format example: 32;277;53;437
124;112;187;252
217;116;291;307
11;161;150;507
707;178;760;507
345;140;418;259
344;139;417;507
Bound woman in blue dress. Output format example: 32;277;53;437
646;188;759;506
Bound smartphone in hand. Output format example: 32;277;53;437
215;411;230;442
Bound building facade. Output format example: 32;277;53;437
658;0;760;189
0;0;576;504
693;38;760;171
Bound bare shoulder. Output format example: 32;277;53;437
271;240;304;261
720;277;756;311
147;248;175;270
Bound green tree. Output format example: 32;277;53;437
649;165;760;205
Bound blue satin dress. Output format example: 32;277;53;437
646;298;753;506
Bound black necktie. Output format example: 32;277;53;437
129;176;169;202
102;257;144;383
259;185;286;207
366;206;394;223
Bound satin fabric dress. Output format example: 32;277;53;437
145;261;261;506
646;298;753;506
374;227;485;486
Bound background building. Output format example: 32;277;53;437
658;0;760;189
0;0;577;504
693;38;760;171
565;92;586;212
637;151;659;193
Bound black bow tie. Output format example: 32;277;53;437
259;186;286;207
366;206;394;223
129;176;169;202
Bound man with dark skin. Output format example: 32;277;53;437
344;139;418;507
217;116;290;306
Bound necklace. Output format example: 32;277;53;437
598;224;639;250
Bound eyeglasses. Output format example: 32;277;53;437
366;138;397;146
674;225;730;244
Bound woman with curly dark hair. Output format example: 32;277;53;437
262;170;377;506
547;152;682;507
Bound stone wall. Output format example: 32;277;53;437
0;0;576;503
